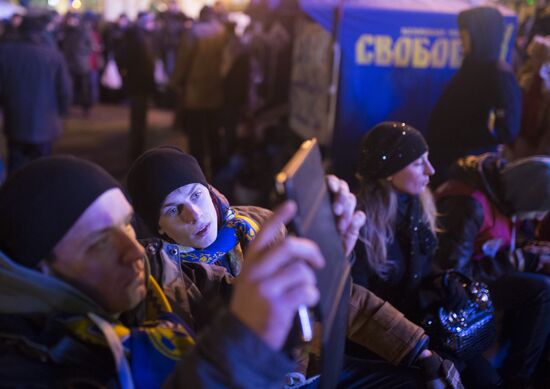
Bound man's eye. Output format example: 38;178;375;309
191;191;202;201
165;207;177;216
91;236;110;251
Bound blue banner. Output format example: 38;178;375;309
299;0;517;183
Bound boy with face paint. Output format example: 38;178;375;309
0;156;323;388
127;146;464;388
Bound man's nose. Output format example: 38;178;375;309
120;229;145;264
179;204;201;224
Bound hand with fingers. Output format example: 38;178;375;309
229;201;325;351
326;175;367;257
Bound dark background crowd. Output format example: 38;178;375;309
1;1;550;388
0;0;303;205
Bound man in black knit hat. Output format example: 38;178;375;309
0;155;324;387
126;146;464;388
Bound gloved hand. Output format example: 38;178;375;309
441;275;469;312
417;350;465;389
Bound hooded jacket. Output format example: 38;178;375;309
0;32;71;143
0;250;295;388
434;154;549;282
0;250;120;386
427;7;521;188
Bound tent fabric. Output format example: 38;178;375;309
296;0;517;183
300;0;515;27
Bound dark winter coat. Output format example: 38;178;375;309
0;33;71;143
60;25;93;75
434;154;539;283
427;7;521;187
352;194;439;322
0;248;294;388
120;26;156;95
171;19;226;110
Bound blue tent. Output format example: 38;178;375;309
297;0;517;181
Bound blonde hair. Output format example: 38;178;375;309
357;177;437;279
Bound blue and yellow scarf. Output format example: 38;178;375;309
64;276;194;389
164;208;259;265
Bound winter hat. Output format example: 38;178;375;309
126;146;208;235
501;156;550;213
0;156;121;268
358;122;428;180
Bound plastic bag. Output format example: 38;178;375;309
154;59;169;86
101;58;122;90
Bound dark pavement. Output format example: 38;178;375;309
51;104;187;182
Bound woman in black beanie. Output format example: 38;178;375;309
352;122;437;304
350;122;501;388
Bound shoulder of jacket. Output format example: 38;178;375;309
233;205;271;222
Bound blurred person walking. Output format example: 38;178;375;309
119;11;157;161
171;6;226;179
59;12;93;116
0;15;71;175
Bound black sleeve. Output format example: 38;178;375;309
435;196;485;276
493;68;522;145
56;53;72;115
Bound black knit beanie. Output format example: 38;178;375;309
358;122;428;180
0;156;121;268
126;146;208;235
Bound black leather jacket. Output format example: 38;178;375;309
434;154;538;283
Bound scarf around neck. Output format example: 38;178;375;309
163;208;259;265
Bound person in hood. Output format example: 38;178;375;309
0;156;323;388
435;153;550;388
427;6;522;188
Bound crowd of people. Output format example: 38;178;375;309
0;1;550;389
0;0;295;189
